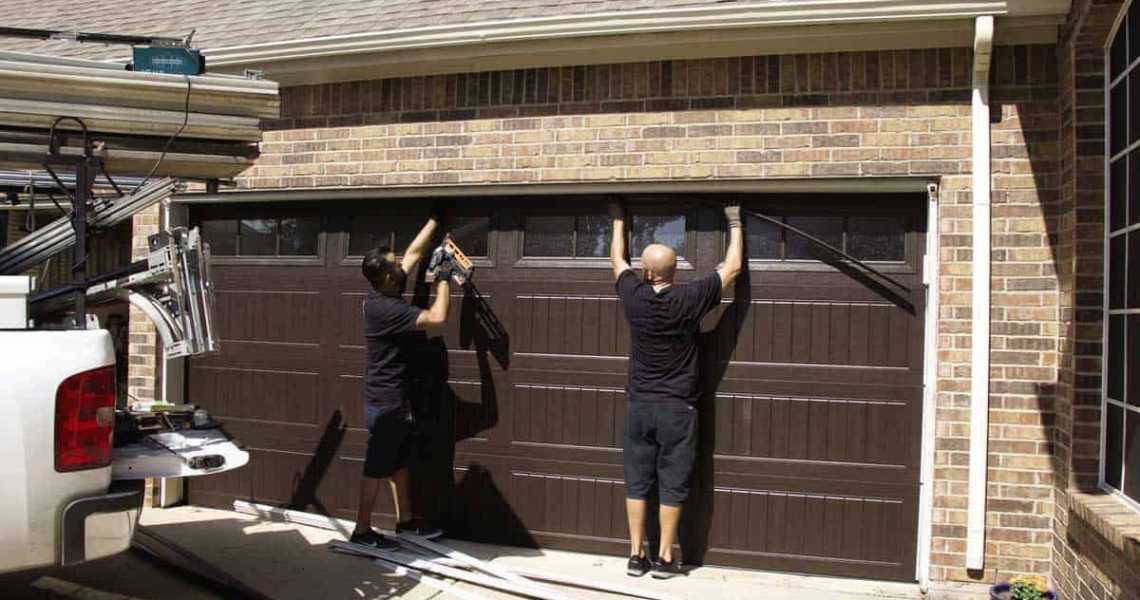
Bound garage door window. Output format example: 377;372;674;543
1103;0;1140;510
522;214;610;258
631;214;686;257
200;215;319;257
451;215;490;257
348;213;425;256
744;211;906;264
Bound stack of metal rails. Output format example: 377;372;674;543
0;50;279;180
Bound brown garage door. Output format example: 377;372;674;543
187;193;926;581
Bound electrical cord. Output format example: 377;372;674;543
137;72;192;189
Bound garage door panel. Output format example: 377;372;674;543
509;470;627;542
709;394;911;469
512;384;625;450
509;362;628;388
194;340;324;370
514;294;627;357
708;299;915;369
189;195;926;581
705;490;908;564
216;418;325;454
715;367;918;395
190;365;320;424
214;290;323;344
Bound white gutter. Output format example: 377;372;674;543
203;1;1018;66
966;15;994;572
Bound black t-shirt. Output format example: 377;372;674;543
616;269;722;403
362;289;421;415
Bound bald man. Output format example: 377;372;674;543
609;201;743;579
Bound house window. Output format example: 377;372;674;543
522;214;610;258
742;211;907;263
199;215;319;257
1104;0;1140;508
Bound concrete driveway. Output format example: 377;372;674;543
0;548;227;600
0;506;993;599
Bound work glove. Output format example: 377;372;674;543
608;199;626;221
436;261;455;283
724;203;742;229
429;199;453;223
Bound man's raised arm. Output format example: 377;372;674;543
609;201;632;279
400;215;439;273
718;204;744;291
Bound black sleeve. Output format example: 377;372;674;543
683;273;723;321
615;269;641;303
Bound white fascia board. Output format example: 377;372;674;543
204;1;1018;66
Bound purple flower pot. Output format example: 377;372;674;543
990;583;1057;600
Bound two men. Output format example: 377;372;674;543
350;202;746;571
609;202;744;578
351;214;458;548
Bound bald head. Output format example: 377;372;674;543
641;243;677;286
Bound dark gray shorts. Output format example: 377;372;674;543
363;407;414;479
623;400;698;506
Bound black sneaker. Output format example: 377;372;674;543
349;529;399;550
626;555;651;577
394;518;443;539
651;557;685;579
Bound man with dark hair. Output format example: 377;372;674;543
351;214;459;548
609;201;744;579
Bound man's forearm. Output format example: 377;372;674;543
401;217;439;272
725;227;743;273
611;219;627;265
430;279;450;322
718;209;744;289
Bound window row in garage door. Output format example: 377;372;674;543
187;193;926;581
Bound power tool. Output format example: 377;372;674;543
427;235;474;284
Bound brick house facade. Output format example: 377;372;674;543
12;0;1129;596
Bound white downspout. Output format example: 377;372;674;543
966;15;994;572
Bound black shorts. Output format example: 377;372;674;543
363;407;415;479
623;400;698;506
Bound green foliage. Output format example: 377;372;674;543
1009;574;1048;600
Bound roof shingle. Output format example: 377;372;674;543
0;0;752;60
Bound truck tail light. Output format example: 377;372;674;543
55;366;116;472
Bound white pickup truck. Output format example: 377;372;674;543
0;226;246;574
0;300;141;572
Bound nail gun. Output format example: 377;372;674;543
427;235;474;284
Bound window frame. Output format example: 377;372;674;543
336;207;496;269
193;206;325;266
732;202;923;274
1101;0;1140;514
514;206;695;270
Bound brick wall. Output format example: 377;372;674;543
128;205;160;404
1051;0;1140;599
232;47;1063;583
